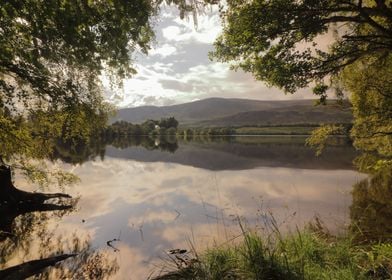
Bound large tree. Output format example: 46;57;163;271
341;54;392;165
0;0;156;113
211;0;392;98
0;0;156;166
211;0;392;167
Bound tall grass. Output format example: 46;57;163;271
152;221;392;280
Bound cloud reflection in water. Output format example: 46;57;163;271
57;157;365;279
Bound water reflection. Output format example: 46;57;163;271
60;157;363;278
1;137;371;279
0;165;118;279
49;136;357;170
350;168;392;243
0;208;119;279
111;137;357;171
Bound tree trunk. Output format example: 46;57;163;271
0;165;73;240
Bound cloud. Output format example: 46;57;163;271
103;6;316;108
149;62;174;74
149;44;178;58
161;10;221;44
159;79;194;92
161;25;182;41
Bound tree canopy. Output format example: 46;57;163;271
211;0;392;98
342;53;392;164
0;0;156;114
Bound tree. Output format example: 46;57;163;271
211;0;392;167
341;54;392;160
0;0;158;170
211;0;392;99
0;1;157;116
166;116;179;129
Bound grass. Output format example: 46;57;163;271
152;222;392;280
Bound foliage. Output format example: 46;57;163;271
211;0;392;95
305;53;392;163
0;0;159;183
0;0;217;116
159;117;179;130
0;107;108;186
178;127;236;138
0;0;155;115
354;153;392;174
341;54;392;161
105;117;179;137
305;124;346;156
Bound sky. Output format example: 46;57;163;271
104;6;316;108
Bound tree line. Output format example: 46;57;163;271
104;117;179;138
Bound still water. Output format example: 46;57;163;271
4;136;366;279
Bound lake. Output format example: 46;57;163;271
3;136;367;279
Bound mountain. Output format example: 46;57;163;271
195;104;353;127
113;98;352;126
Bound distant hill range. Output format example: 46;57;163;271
113;98;352;127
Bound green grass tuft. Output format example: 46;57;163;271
152;228;392;280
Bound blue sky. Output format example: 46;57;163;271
104;6;315;108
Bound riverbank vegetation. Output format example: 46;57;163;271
154;167;392;280
154;227;392;280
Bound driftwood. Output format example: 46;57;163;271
0;254;77;280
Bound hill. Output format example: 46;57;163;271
195;104;353;127
113;98;352;127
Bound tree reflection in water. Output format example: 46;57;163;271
350;167;392;243
0;165;119;279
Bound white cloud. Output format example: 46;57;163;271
150;62;174;74
173;10;222;44
161;25;182;41
102;7;315;108
149;44;178;58
161;11;221;44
